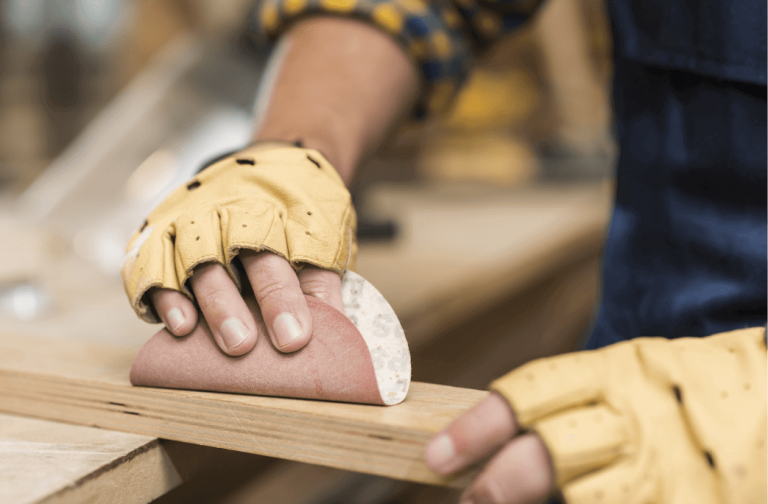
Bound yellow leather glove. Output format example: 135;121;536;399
122;144;357;323
490;327;767;504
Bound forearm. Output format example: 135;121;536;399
252;17;419;184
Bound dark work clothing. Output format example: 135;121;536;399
609;0;766;86
586;61;767;348
586;0;767;348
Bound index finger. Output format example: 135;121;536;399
425;392;518;475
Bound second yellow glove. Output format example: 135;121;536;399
121;144;357;323
491;327;766;504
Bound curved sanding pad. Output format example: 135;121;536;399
130;272;411;405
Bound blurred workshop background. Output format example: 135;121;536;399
0;0;615;503
0;0;614;193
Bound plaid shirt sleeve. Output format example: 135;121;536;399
249;0;544;117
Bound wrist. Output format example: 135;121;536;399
252;129;358;185
250;17;418;187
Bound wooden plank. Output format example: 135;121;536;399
0;412;278;504
0;333;487;488
0;413;181;504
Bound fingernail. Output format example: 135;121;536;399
220;318;249;350
166;308;185;332
273;313;303;348
425;434;456;472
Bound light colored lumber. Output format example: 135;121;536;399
0;332;487;488
0;413;181;504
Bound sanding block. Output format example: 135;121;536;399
130;272;411;405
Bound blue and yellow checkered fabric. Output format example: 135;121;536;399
251;0;543;117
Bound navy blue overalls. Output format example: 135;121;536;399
586;0;767;348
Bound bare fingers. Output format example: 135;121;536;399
150;253;344;356
189;263;259;356
460;434;554;504
149;288;198;336
240;251;313;353
426;393;518;475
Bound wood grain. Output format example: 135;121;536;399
0;413;181;504
0;332;487;488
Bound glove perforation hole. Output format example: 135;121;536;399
236;158;255;165
187;180;201;190
306;155;321;168
307;211;312;216
672;385;683;404
703;451;716;468
242;224;247;228
196;236;200;241
140;220;148;232
305;231;311;235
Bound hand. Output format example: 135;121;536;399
428;328;766;504
425;393;555;504
122;145;356;356
149;258;343;356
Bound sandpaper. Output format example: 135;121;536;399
130;272;411;405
